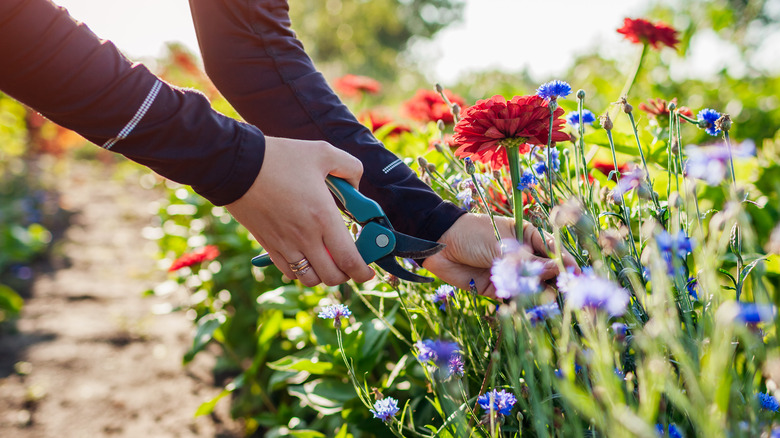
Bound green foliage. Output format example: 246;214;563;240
288;0;464;81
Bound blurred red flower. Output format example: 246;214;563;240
638;98;693;122
591;161;629;181
359;110;411;137
333;74;382;98
452;95;568;169
402;89;465;124
428;134;457;150
617;18;679;50
169;245;220;272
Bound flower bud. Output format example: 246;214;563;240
548;99;559;112
436;119;445;132
435;83;444;94
464;157;476;175
426;163;437;173
576;89;586;100
670;138;679;155
715;114;732;132
386;274;400;289
451;103;461;115
668;101;677;111
600;113;613;131
623;102;633;113
433;141;444;154
492;170;502;181
417;156;428;169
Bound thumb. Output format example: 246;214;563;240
321;143;364;189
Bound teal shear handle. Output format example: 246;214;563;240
251;175;389;268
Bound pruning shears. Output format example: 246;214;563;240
251;175;445;283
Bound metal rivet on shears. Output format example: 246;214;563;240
375;234;390;248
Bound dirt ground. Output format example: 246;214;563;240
0;159;243;437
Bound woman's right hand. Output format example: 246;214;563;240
225;136;375;287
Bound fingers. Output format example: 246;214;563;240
323;145;364;189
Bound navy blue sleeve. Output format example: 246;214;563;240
188;0;465;242
0;0;265;206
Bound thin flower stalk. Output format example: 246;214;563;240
547;107;556;208
605;128;640;263
505;142;525;239
626;110;661;211
469;172;502;241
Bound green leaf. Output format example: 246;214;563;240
288;379;357;416
194;388;230;417
0;284;23;318
289;431;327;438
183;312;226;364
268;350;334;374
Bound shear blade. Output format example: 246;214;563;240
375;255;435;283
390;231;446;259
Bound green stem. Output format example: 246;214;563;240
547;106;556;208
471;173;502;242
505;142;525;241
606;129;640;264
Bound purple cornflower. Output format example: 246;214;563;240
656;230;694;276
533;147;561;176
557;269;630;316
567;109;596;127
478;389;517;416
758;393;780;412
611;167;646;202
517;171;537;191
737;303;776;324
536;80;572;101
432;285;456;310
318;304;351;328
370;397;400;422
526;302;561;326
456;188;474;210
697;108;722;136
491;240;545;299
684;140;755;186
448;353;465;377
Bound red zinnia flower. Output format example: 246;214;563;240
333;74;382;98
452;95;568;169
169;245;220;272
359;110;411;137
617;18;679;50
402;89;466;124
638;98;693;122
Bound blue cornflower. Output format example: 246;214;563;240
478;389;517;416
491;240;545;299
567;109;596;127
533;147;561;176
456;188;474;210
432;285;456;310
448;353;465;378
536;80;572;101
416;339;460;375
318;304;352;328
668;424;683;438
758;393;780;412
517;171;537;191
370;397;400;422
656;230;694;276
684;140;755;186
686;278;698;300
612;322;628;341
557;269;630;316
737;303;776;324
697;108;722;136
526;302;561;326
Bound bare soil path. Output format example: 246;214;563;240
0;159;241;437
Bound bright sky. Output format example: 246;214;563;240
52;0;747;83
